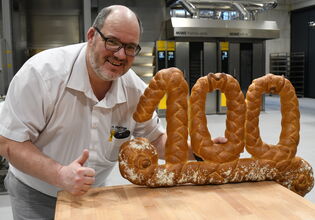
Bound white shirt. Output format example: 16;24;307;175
0;43;164;197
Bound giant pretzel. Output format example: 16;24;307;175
119;67;313;196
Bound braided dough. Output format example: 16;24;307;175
133;68;189;164
119;68;314;196
190;73;245;163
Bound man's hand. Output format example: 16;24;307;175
212;136;228;144
57;149;95;196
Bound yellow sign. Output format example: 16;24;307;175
220;42;229;51
167;41;175;51
158;94;167;109
156;41;175;51
156;40;167;51
221;92;226;107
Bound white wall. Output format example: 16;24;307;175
256;2;291;73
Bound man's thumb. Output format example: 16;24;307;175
76;149;89;166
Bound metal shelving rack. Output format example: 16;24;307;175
270;52;305;97
270;53;290;77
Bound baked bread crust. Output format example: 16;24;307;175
133;67;189;164
119;69;314;196
190;73;246;163
245;74;299;161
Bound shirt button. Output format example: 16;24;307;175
92;122;97;128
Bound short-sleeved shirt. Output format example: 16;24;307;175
0;43;164;197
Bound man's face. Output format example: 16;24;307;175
89;14;140;81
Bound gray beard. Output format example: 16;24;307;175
89;51;118;81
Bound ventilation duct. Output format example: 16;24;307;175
169;0;278;20
232;2;251;20
178;0;198;17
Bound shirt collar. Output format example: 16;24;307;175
100;76;127;108
67;43;95;100
67;43;127;107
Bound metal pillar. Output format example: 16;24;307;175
1;0;13;94
83;0;91;41
0;38;6;95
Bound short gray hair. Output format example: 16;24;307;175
92;6;143;35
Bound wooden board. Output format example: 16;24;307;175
55;181;315;220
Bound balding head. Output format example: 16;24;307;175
92;5;142;37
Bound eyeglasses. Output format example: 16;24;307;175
94;27;141;57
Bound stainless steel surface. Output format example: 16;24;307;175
203;42;217;74
26;0;82;11
0;39;7;95
132;66;155;75
175;42;190;81
228;42;240;80
26;0;82;51
166;17;280;39
28;15;80;49
205;92;217;114
11;0;28;78
1;0;14;87
203;42;217;114
83;0;91;41
253;42;266;78
132;42;155;84
133;56;155;65
139;42;155;55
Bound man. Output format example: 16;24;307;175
0;5;166;220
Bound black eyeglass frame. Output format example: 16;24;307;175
93;26;141;57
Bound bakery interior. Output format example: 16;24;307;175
1;0;315;219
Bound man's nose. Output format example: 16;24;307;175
114;47;127;59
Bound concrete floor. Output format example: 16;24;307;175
0;95;314;219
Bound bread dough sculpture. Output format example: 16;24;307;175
119;67;314;196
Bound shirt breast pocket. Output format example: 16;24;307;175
105;136;131;162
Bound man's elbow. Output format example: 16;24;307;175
0;135;11;159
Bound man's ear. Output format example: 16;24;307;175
87;27;96;43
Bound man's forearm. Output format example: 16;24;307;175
0;136;63;187
151;133;166;159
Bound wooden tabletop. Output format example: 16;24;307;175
55;181;315;220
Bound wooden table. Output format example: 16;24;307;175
55;181;315;220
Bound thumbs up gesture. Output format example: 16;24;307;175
57;149;96;196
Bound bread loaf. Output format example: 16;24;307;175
245;74;299;161
190;73;246;163
119;69;314;196
133;67;189;164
